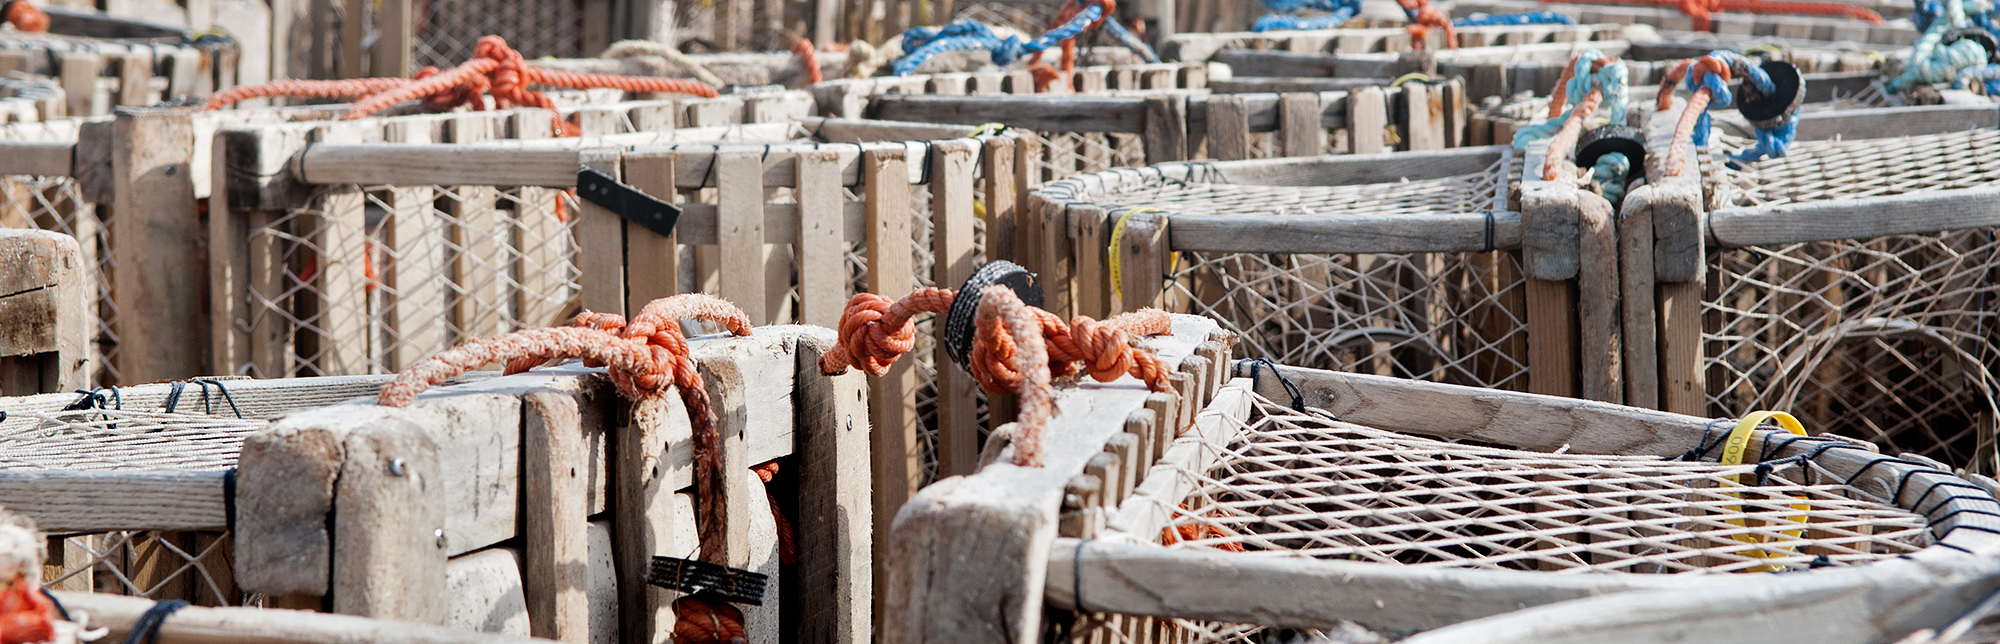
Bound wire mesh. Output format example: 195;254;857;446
6;408;266;606
414;0;585;73
1704;131;2000;473
1035;132;1148;183
1067;393;1934;642
952;1;1063;35
235;183;580;377
1090;159;1529;389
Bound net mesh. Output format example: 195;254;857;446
1703;132;2000;473
1067;393;1933;642
236;184;581;377
9;409;264;606
1089;159;1529;389
414;0;585;74
0;121;115;386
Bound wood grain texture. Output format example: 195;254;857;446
932;139;980;478
881;316;1217;644
1618;188;1659;410
795;334;873;644
1204;95;1250;161
331;411;447;623
54;591;552;644
1166;210;1519;254
1142;95;1188;163
523;391;590;642
1277;92;1323;158
1575;189;1621;404
1525;279;1576;399
797;151;846;328
717;150;769;324
112;107;204;382
576;150;626;315
621;152;680;317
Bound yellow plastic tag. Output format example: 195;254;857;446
1718;411;1810;572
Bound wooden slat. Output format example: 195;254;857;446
1166;210;1520;254
1072;204;1110;320
1525;279;1576;398
716;150;769;324
576;150;625;316
1620;187;1658;409
795;334;872;644
113;108;205;381
1141;95;1188;163
863;147;918;629
384;121;446;371
982;138;1018;262
796;151;846;328
622;152;680;316
1278;92;1323;157
1658;281;1705;416
522;391;589;642
1205;96;1250;161
932;139;980;478
1348;86;1388;154
209;133;251;377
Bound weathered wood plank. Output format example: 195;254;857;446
932;139;980;478
112;107;204;381
794;334;872;644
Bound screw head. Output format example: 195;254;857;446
434;528;448;549
389;458;407;476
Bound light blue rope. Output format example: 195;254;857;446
1729;119;1798;164
1891;0;1997;91
1453;10;1574;26
1591;152;1631;203
1101;14;1160;62
1512;50;1628;149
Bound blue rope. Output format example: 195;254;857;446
1683;65;1732;147
1729;118;1798;164
1251;0;1361;31
893;4;1142;75
1708;50;1775;96
1955;63;2000;94
1591;152;1631;203
1892;0;1998;91
1512;49;1628;149
1453;10;1574;26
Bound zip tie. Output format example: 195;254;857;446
1719;411;1809;572
1390;72;1432;88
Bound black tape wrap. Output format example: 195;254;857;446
1575;124;1647;178
1739;59;1805;130
944;260;1045;370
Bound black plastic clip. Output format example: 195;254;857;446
647;556;768;606
577;166;682;239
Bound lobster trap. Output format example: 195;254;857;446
1029;147;1568;397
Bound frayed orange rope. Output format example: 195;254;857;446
820;286;1171;467
4;1;46;33
792;39;822;85
381;294;749;565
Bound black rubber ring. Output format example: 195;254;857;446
944;260;1045;369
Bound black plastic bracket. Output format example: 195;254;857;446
647;556;768;606
577;166;682;238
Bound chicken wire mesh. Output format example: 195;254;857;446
234;183;580;377
415;0;585;73
1035;132;1147;182
4;408;266;606
953;1;1064;34
1081;158;1530;389
0;176;115;386
1702;131;2000;473
1065;393;1937;643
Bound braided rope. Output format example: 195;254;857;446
1591;152;1632;202
381;294;751;564
792;39;822;85
1512;50;1627;152
208;36;718;121
1398;0;1458;49
1453;10;1573;25
893;0;1126;77
4;0;47;32
976;287;1054;467
1541;0;1880;30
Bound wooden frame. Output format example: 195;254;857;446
0;229;90;395
1035;362;2000;641
225;326;870;642
1161;22;1624;63
1447;0;1917;44
0;34;230;119
881;313;1232;643
810;62;1212;119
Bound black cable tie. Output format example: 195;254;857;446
162;381;186;415
1841;456;1930;488
191;379;243;419
120;599;188;644
1911;480;1991;517
1073;539;1090;614
38;587;69;622
1679;418;1736;462
1245;357;1307;412
223;468;239;535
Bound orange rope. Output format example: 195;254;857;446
209;36;718;123
0;573;54;644
793;38;822;85
1398;0;1458;49
203;78;413;111
671;595;746;644
1540;0;1880;31
1667;87;1712;178
1542;87;1603;181
4;0;47;32
820;286;1172;467
381;294;751;565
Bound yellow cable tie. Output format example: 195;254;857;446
1718;410;1811;572
1107;207;1160;295
967;122;1009;138
1390;72;1432;88
973;198;988;220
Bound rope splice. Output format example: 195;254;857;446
1511;49;1628;167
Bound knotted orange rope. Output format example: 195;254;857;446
381;294;750;566
3;1;47;33
793;39;822;85
1542;53;1620;182
205;36;720;121
0;573;53;644
1657;56;1729;178
671;595;746;644
1398;0;1458;50
819;286;1171;467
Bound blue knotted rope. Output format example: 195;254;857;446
1704;50;1796;164
1955;63;2000;93
1453;10;1574;26
1892;0;1998;91
1512;49;1628;149
892;2;1148;75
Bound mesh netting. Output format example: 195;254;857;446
1088;159;1528;389
414;0;585;74
9;409;264;606
0;121;114;386
1703;131;2000;473
1067;393;1934;642
1035;132;1147;183
237;184;580;377
1712;129;2000;208
952;2;1062;35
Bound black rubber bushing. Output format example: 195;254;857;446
943;260;1045;370
1945;28;2000;64
1738;59;1804;129
1576;124;1646;177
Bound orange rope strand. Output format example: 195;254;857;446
793;38;822;85
4;1;48;32
203;78;413;111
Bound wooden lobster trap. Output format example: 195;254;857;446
1611;98;2000;474
1029;362;2000;644
1447;0;1918;45
0;325;871;643
1026;144;1613;400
